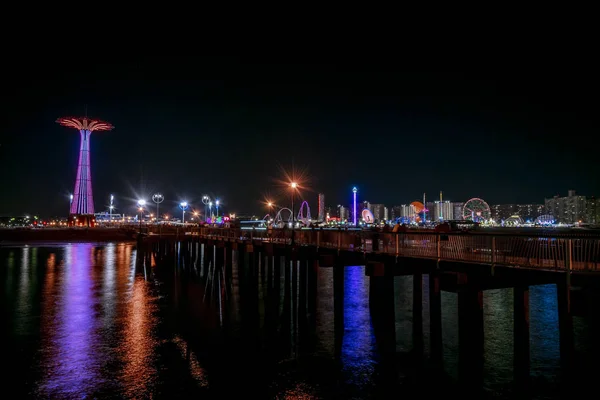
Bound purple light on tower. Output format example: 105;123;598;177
56;117;114;215
352;187;358;226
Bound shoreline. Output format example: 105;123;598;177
0;228;139;244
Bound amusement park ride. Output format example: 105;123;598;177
57;115;114;227
462;198;492;222
268;201;313;227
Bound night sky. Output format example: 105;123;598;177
1;60;598;217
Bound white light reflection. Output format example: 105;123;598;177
15;246;31;334
103;243;117;323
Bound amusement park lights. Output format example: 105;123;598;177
297;201;312;225
57;116;114;216
352;187;358;226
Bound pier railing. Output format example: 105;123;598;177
194;227;600;272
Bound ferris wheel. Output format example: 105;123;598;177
462;198;491;222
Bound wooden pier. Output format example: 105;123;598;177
137;226;600;392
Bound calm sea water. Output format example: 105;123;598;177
0;243;598;399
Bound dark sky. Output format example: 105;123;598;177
1;59;598;217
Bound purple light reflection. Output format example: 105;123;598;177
38;244;100;397
341;265;377;387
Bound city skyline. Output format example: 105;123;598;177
1;183;592;222
1;62;598;215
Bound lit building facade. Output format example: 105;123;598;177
545;190;596;224
426;201;454;221
337;205;348;221
370;204;385;221
491;204;545;223
453;202;464;220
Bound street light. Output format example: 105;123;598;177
152;193;164;223
290;182;298;245
137;199;146;231
179;201;188;223
215;199;220;218
109;194;114;223
267;201;274;221
208;201;213;220
202;195;210;222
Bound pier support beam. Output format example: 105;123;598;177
429;271;443;367
216;244;224;269
458;286;484;391
557;280;574;377
202;243;211;272
369;264;396;365
413;271;423;356
307;260;318;324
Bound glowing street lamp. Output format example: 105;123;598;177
215;199;220;218
109;194;114;223
179;201;188;223
152;193;164;223
290;182;298;245
69;194;73;215
208;201;213;219
137;199;146;230
202;195;210;221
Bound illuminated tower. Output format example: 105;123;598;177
318;193;325;221
56;116;114;219
352;187;358;226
